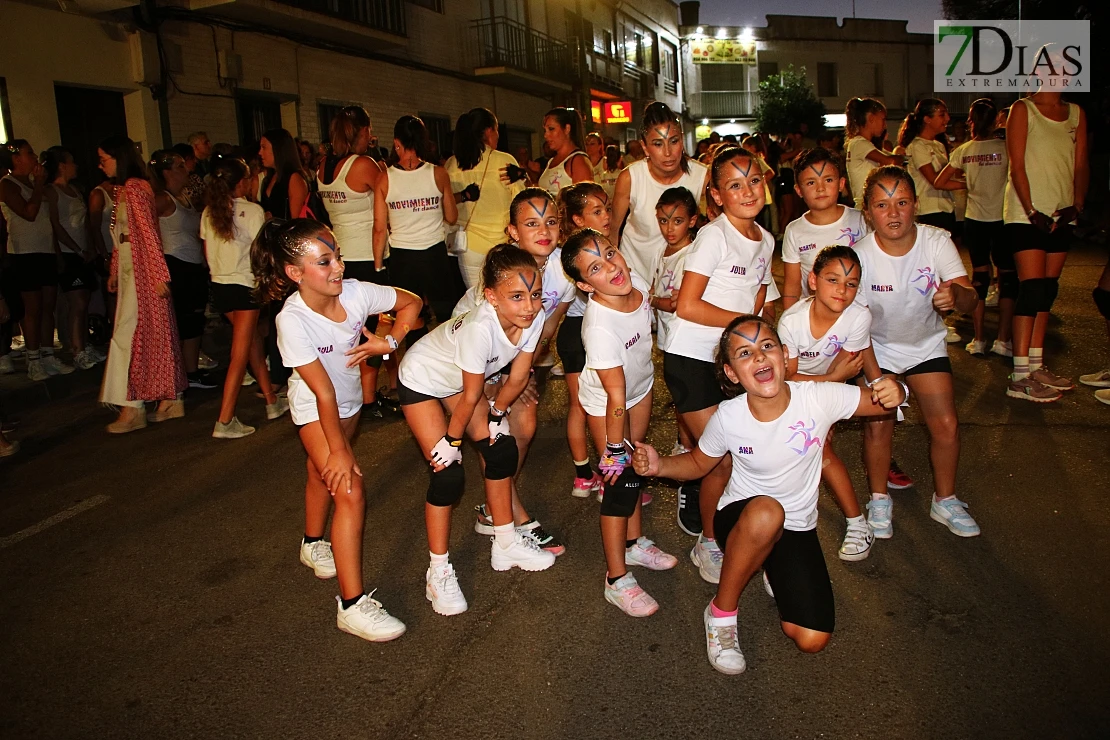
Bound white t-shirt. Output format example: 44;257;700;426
854;225;967;373
781;207;869;299
399;300;543;397
276;280;398;425
949;138;1007;222
200;198;265;287
578;273;654;417
451;249;574;319
652;244;690;350
845;136;879;209
778;297;872;376
699;381;861;531
906;137;954;216
662;216;774;362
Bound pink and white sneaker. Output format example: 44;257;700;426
604;573;659;617
625;537;678;570
571;473;603;498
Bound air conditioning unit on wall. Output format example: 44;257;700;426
218;50;243;83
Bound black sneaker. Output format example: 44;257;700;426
677;483;702;536
363;399;385;419
376;395;401;414
188;371;219;389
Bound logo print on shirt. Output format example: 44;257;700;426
823;334;845;357
911;266;940;296
756;257;768;284
660;267;678;294
543;289;559;314
786;419;822;455
451;315;466;333
839;226;863;246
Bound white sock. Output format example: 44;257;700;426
871;492;890;501
1013;356;1030;380
933;493;954;503
493;522;515;547
26;350;40;361
1029;348;1043;371
846;514;867;526
429;551;449;567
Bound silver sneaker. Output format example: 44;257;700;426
213;417;255;439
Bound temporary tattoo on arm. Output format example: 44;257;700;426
613;407;625;418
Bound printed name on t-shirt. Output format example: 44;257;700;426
729;265;746;275
321;192;348;203
388;196;441;212
625;332;641;350
736;445;753;455
872;284;894;292
318;345;334;354
798;243;817;253
799;350;820;359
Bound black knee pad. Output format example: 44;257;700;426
971;269;991;300
599;468;642;518
479;435;518;480
1094;287;1110;320
1015;277;1053;317
999;270;1019;301
1044;277;1060;310
427;463;465;506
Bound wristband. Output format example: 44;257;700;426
385;334;399;351
445;434;462;447
865;375;884;388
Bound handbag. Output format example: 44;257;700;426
299;174;333;228
447;153;490;256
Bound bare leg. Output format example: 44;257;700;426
906;372;960;499
714;496;784;610
67;289;91;354
19;290;42;352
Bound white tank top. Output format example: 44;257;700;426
619;158;708;287
95;184;115;254
53;185;88;254
538;150;586;196
385;162;445;251
1003;98;1081;225
160;193;205;264
318;155;375;261
1;175;54;255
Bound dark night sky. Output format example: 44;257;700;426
694;0;945;34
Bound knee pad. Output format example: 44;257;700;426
1094;287;1110;320
998;270;1019;301
1044;277;1060;310
427;464;465;507
971;269;991;300
1015;277;1053;317
599;468;642;517
479;435;518;480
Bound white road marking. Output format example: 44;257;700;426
0;494;110;549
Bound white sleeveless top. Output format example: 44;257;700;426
538;150;587;196
1;175;54;255
53;185;88;254
318;155;375;261
1003;98;1081;225
95;184;116;253
160;193;205;264
385;162;445;251
619;158;708;288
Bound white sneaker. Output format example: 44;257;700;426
242;371;256;387
945;325;961;344
426;562;468;615
27;359;50;382
198;351;218;370
40;354;75;376
867;496;893;539
703;605;746;675
604;572;659;617
490;532;556;572
984;284;999;307
73;349;98;371
669;441;689;456
89;346;108;363
762;571;774;599
0;354;14;374
1079;369;1110;388
990;339;1013;358
266;397;290;420
965;339;988;356
11;336;25;353
336;591;406;642
690;536;723;584
625;537;679;570
212;417;255;439
838;519;875;562
299;539;337;579
549;362;565;377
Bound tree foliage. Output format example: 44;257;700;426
753;65;826;136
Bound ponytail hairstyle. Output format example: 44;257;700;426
655;186;698;220
862;165;916;210
330;105;372;157
715;314;782;399
968;97;998;140
250;218;331;303
544;107;586;152
147;149;182;193
558;181;607;235
204;155;249;242
393;114;431;161
845;97;886;139
40;146;74;183
454;108;498;171
98;134;148;182
508;187;557;227
709;145;756;190
811;244;861;279
1;139;31;172
560;227;608;283
640;101;689;174
261;128;306;187
898;98;946;148
605;144;621;171
480;242;542;297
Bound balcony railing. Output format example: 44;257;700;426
271;0;406;37
471;16;575;82
688;91;760;119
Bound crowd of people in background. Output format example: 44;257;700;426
1;81;1107;675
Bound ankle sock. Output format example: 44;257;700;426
1029;348;1043;371
26;350;40;361
303;534;324;544
492;522;515;547
933;493;955;503
574;460;593;479
1013;356;1030;379
340;593;364;610
871;492;890;501
846;514;866;526
606;573;624;586
429;551;449;566
710;599;738;618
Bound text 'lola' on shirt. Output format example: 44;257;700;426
451;247;575;320
777;297;872;377
399;299;544;398
781;206;869;299
577;272;655;417
661;215;775;362
698;381;861;531
853;224;967;374
276;280;399;425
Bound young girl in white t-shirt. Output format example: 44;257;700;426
898;98;964;234
778;245;874;561
562;229;678;617
662;146;774;585
633;314;906;674
843;98;903;210
854;166;982;540
398;244;557;617
253;218;422;642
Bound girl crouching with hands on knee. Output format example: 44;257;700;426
632;314;906;675
253;218;422;643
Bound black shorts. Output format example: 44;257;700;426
917;211;956;234
962;219;1011;271
165;255;209;340
714;497;834;633
58;253;98;293
1006;222;1072;255
663;352;725;414
211;282;259;313
397;381;441;406
555;315;586;374
881;355;952;378
390;243;461;324
10;253;58;292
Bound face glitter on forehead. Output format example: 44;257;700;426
730;323;762;344
837;258;858;277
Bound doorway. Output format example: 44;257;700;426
54;85;127;193
237;93;282;153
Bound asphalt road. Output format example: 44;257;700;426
1;244;1108;739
